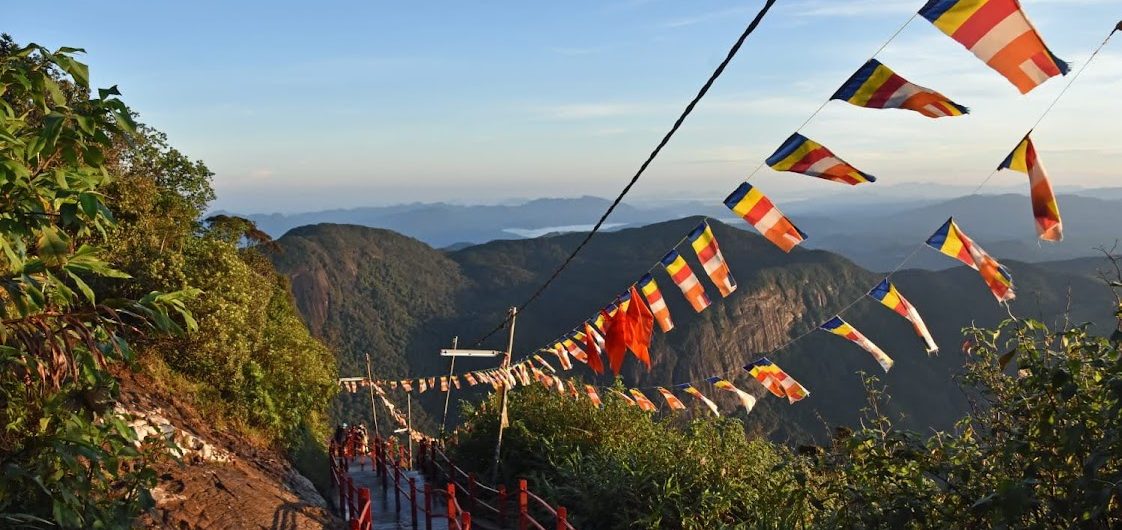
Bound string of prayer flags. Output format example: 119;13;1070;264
584;385;603;407
821;316;895;372
868;279;939;354
709;378;757;414
629;389;658;411
582;322;606;374
688;222;737;297
744;358;809;404
638;274;674;333
926;218;1015;302
724;182;808;253
918;0;1068;94
626;285;654;370
998;133;1062;241
766;133;876;185
657;387;687;411
831;59;968;118
680;384;720;417
660;250;712;312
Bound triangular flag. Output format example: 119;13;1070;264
820;316;894;372
708;378;756;414
656;387;686;410
831;59;968;118
926;218;1015;302
767;133;875;185
629;389;658;412
688;221;737;297
680;384;720;417
998;133;1061;241
583;322;606;374
626;285;654;370
868;279;938;354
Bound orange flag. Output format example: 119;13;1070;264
603;307;630;375
626;285;654;370
583;322;605;374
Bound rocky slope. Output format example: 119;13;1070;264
269;218;1118;440
113;368;337;529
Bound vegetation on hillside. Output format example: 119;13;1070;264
0;36;337;527
450;313;1122;528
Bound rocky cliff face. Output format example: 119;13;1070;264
270;217;1117;441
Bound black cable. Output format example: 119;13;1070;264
469;0;780;347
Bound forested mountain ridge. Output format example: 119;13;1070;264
270;218;1118;440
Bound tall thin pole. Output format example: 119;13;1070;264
407;393;413;467
365;352;380;435
440;336;459;438
492;307;517;483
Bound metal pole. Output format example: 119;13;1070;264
492;307;516;484
365;352;380;436
440;336;459;438
407;393;414;467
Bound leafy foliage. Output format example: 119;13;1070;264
0;38;195;527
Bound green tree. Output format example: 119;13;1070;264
0;42;197;527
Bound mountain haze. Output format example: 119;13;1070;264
268;218;1118;440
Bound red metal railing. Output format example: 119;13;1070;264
331;436;574;529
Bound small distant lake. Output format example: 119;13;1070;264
503;223;626;238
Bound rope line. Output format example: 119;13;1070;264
467;0;780;348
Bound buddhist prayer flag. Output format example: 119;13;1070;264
533;354;557;373
626;285;654;369
567;380;580;399
603;306;630;375
656;387;687;411
744;358;809;404
680;384;720;417
464;373;478;386
821;316;895;372
612;389;637;406
919;0;1068;94
868;279;939;354
427;377;436;388
766;133;875;185
584;385;603;407
583;322;606;374
709;378;757;414
440;377;448;392
724;182;807;253
451;376;461;390
418;378;428;393
553;343;573;371
515;364;532;386
564;337;588;364
926;218;1015;302
638;274;674;333
832;59;968;118
660;250;711;313
629;389;658;412
401;380;413;392
688;222;737;297
998;134;1061;241
389;381;398;390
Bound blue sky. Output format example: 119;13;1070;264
8;0;1120;213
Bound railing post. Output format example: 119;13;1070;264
556;507;567;530
380;441;389;496
359;488;371;528
424;483;433;530
462;511;472;530
518;479;528;530
498;484;507;528
338;472;347;519
394;465;402;514
429;442;437;480
447;483;458;523
409;477;418;529
347;477;356;520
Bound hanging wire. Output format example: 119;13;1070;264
467;0;780;348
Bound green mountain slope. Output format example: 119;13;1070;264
269;218;1117;440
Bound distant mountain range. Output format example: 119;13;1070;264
266;218;1119;441
237;189;1122;271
